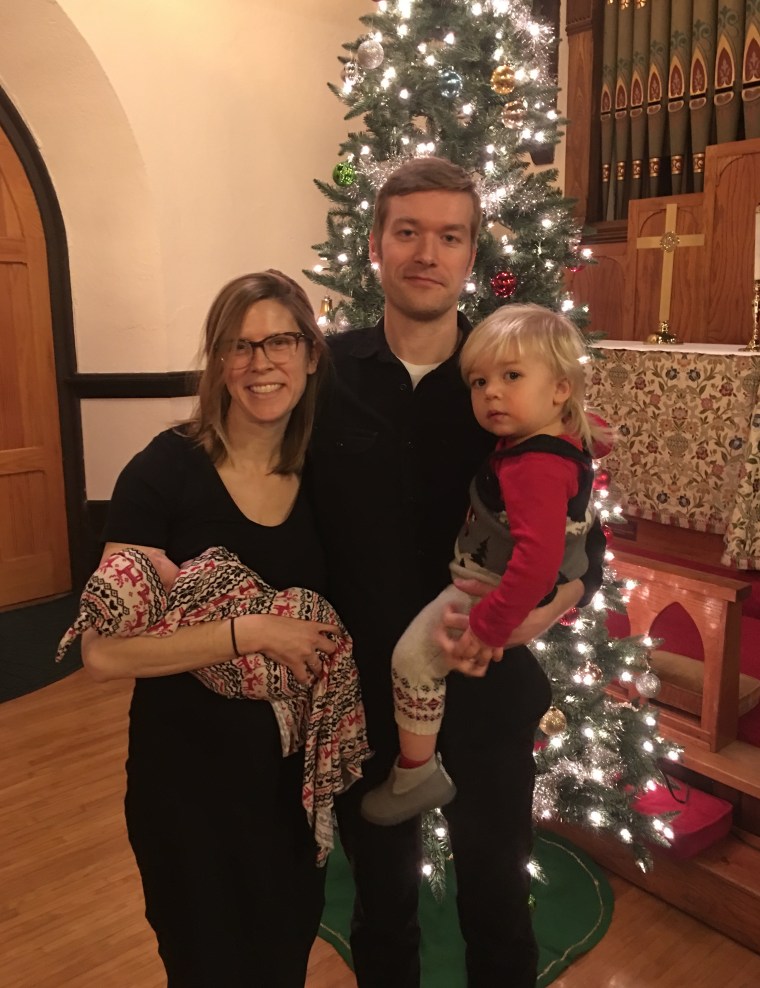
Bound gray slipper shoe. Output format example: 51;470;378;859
361;754;457;826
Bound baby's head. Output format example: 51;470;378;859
460;303;594;448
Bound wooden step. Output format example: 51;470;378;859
543;820;760;954
675;737;760;800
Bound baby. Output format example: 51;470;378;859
58;545;370;863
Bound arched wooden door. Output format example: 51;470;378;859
0;125;70;607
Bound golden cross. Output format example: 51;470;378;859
635;202;705;326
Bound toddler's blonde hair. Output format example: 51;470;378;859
460;303;606;452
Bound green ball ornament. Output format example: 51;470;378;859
332;162;356;187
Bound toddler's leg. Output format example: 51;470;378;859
398;726;436;766
361;585;471;826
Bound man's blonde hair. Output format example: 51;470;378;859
460;304;606;451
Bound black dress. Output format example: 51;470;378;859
104;429;327;988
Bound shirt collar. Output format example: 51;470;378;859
347;311;475;363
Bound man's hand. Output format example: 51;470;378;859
444;576;586;649
502;579;584;645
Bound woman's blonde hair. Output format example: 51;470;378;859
183;270;329;474
460;303;607;451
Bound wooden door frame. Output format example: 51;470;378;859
0;87;90;592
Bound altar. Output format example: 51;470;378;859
586;341;760;569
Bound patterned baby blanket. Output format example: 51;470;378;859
57;545;371;864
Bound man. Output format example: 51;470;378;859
309;157;604;988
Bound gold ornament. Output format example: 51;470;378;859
539;706;567;737
491;65;516;95
646;333;661;344
317;295;336;334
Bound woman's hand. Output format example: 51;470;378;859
234;614;339;686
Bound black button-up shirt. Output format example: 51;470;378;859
307;316;493;733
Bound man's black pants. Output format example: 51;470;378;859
335;644;551;988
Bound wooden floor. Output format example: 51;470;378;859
2;671;759;988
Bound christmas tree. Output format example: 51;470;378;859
306;0;592;330
308;0;681;889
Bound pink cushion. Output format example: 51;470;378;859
634;778;733;860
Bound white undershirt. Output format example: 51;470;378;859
398;358;443;389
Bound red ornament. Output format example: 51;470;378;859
593;468;611;490
566;264;583;273
603;524;614;546
490;270;517;298
559;607;579;626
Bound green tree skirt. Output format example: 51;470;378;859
319;829;613;987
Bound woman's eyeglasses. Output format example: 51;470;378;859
222;332;307;369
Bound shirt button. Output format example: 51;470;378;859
399;383;409;391
406;441;414;449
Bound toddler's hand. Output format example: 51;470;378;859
434;624;502;678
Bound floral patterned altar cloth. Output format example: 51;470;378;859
586;341;760;569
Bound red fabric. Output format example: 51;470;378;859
469;438;582;647
634;779;733;859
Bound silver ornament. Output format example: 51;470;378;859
342;60;363;85
357;39;384;71
502;102;527;130
334;310;352;333
636;670;661;698
439;69;463;99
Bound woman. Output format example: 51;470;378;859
82;271;338;987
